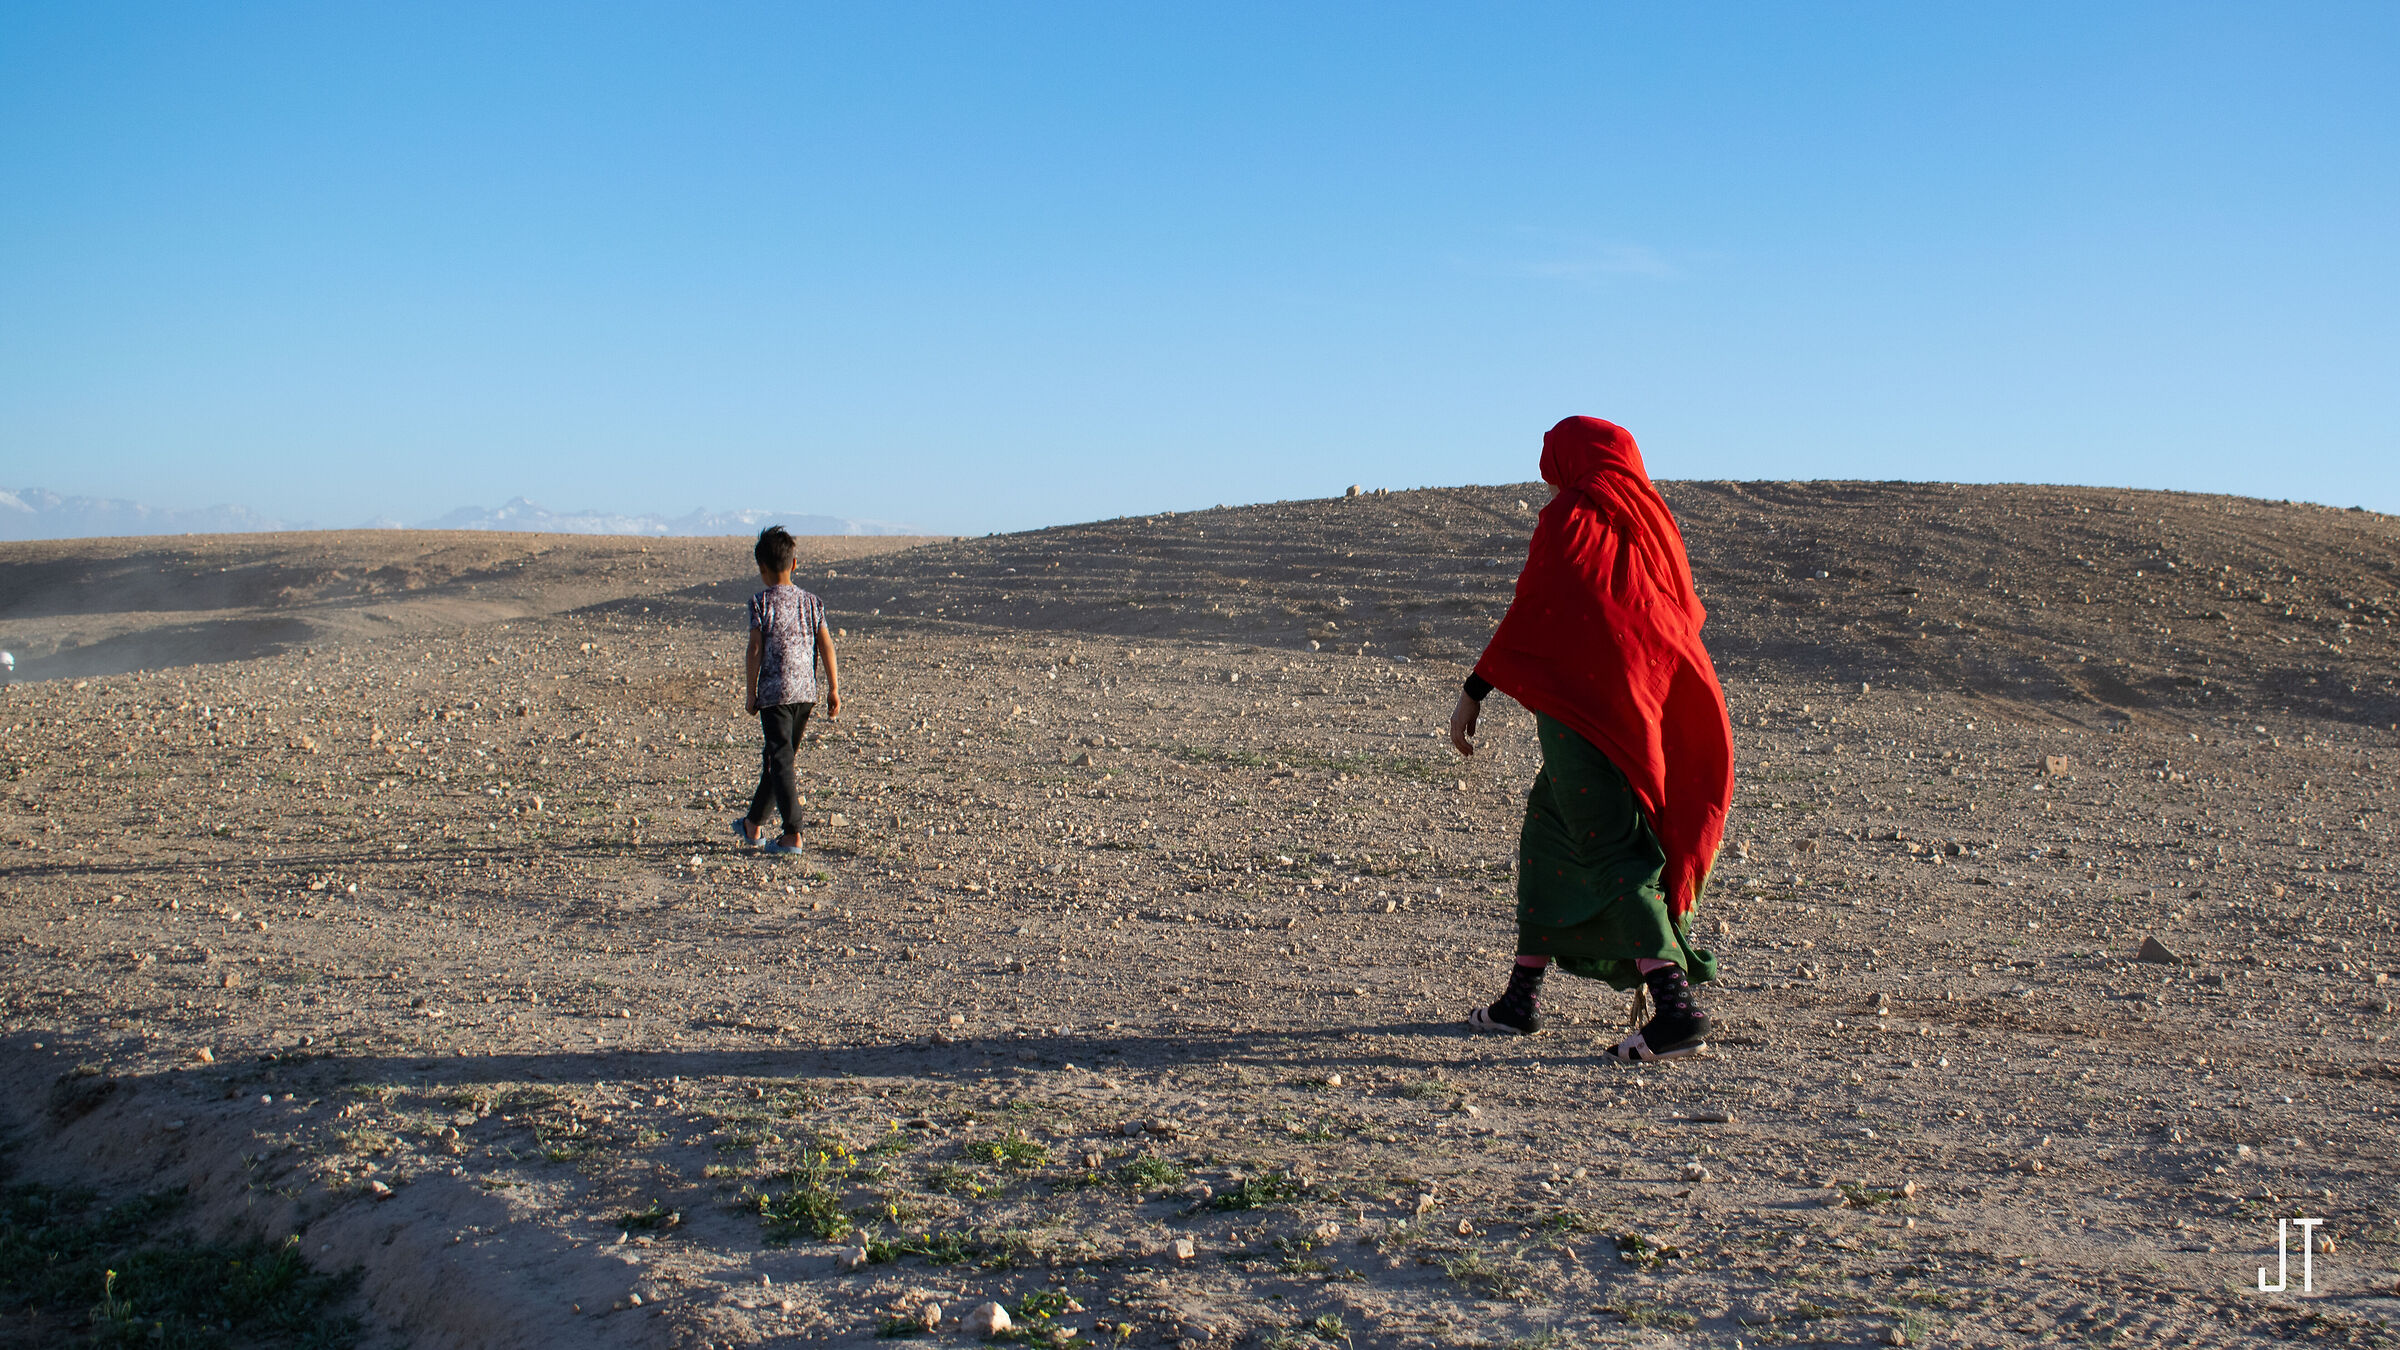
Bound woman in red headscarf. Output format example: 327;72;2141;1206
1449;416;1735;1061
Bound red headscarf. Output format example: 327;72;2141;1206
1473;416;1734;917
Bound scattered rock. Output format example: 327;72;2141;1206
1171;1238;1196;1261
2136;935;2182;965
367;1180;394;1200
838;1246;869;1271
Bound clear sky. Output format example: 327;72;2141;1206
2;3;2394;534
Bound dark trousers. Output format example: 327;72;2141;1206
748;702;814;834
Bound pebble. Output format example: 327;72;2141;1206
1312;1221;1342;1242
2136;935;2182;964
838;1246;869;1271
1683;1163;1712;1182
920;1302;943;1330
1171;1238;1196;1261
366;1180;394;1200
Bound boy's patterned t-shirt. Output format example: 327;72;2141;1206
749;585;825;708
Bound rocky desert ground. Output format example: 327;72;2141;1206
1;482;2396;1349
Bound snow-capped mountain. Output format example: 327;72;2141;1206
0;488;296;541
421;498;920;536
0;489;920;541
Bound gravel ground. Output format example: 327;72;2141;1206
2;483;2396;1349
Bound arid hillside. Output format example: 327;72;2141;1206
0;485;2393;1350
0;530;940;682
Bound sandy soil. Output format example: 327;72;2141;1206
1;484;2396;1349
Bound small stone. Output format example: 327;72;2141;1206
1171;1238;1196;1261
627;1293;642;1307
1885;1329;1908;1347
828;813;848;828
220;972;240;989
1683;1163;1712;1182
838;1246;869;1271
1120;1121;1144;1137
1454;1219;1475;1237
1071;752;1093;767
948;1013;967;1026
1347;485;1362;498
1324;1073;1343;1087
1312;1221;1342;1241
920;1302;943;1330
2136;935;2182;965
193;1047;214;1063
366;1180;394;1200
1900;1180;1918;1198
1693;1109;1734;1124
1414;1192;1437;1216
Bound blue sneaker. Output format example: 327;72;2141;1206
762;838;803;855
731;817;761;848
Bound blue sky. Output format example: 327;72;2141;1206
2;3;2394;534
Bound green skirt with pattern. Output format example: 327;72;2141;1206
1514;714;1717;991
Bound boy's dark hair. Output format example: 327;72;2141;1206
754;525;798;574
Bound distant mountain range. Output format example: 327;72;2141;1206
0;488;919;541
416;498;919;537
0;487;294;540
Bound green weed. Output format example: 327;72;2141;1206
759;1149;853;1243
0;1181;360;1348
1115;1155;1186;1191
962;1134;1049;1169
615;1200;679;1231
1211;1172;1305;1212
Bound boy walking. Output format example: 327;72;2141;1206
735;526;840;855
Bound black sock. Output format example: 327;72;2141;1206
1495;961;1547;1025
1643;962;1704;1028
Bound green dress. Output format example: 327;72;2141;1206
1515;714;1716;991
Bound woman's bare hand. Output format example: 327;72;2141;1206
1448;691;1481;757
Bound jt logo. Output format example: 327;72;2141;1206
2258;1217;2323;1293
